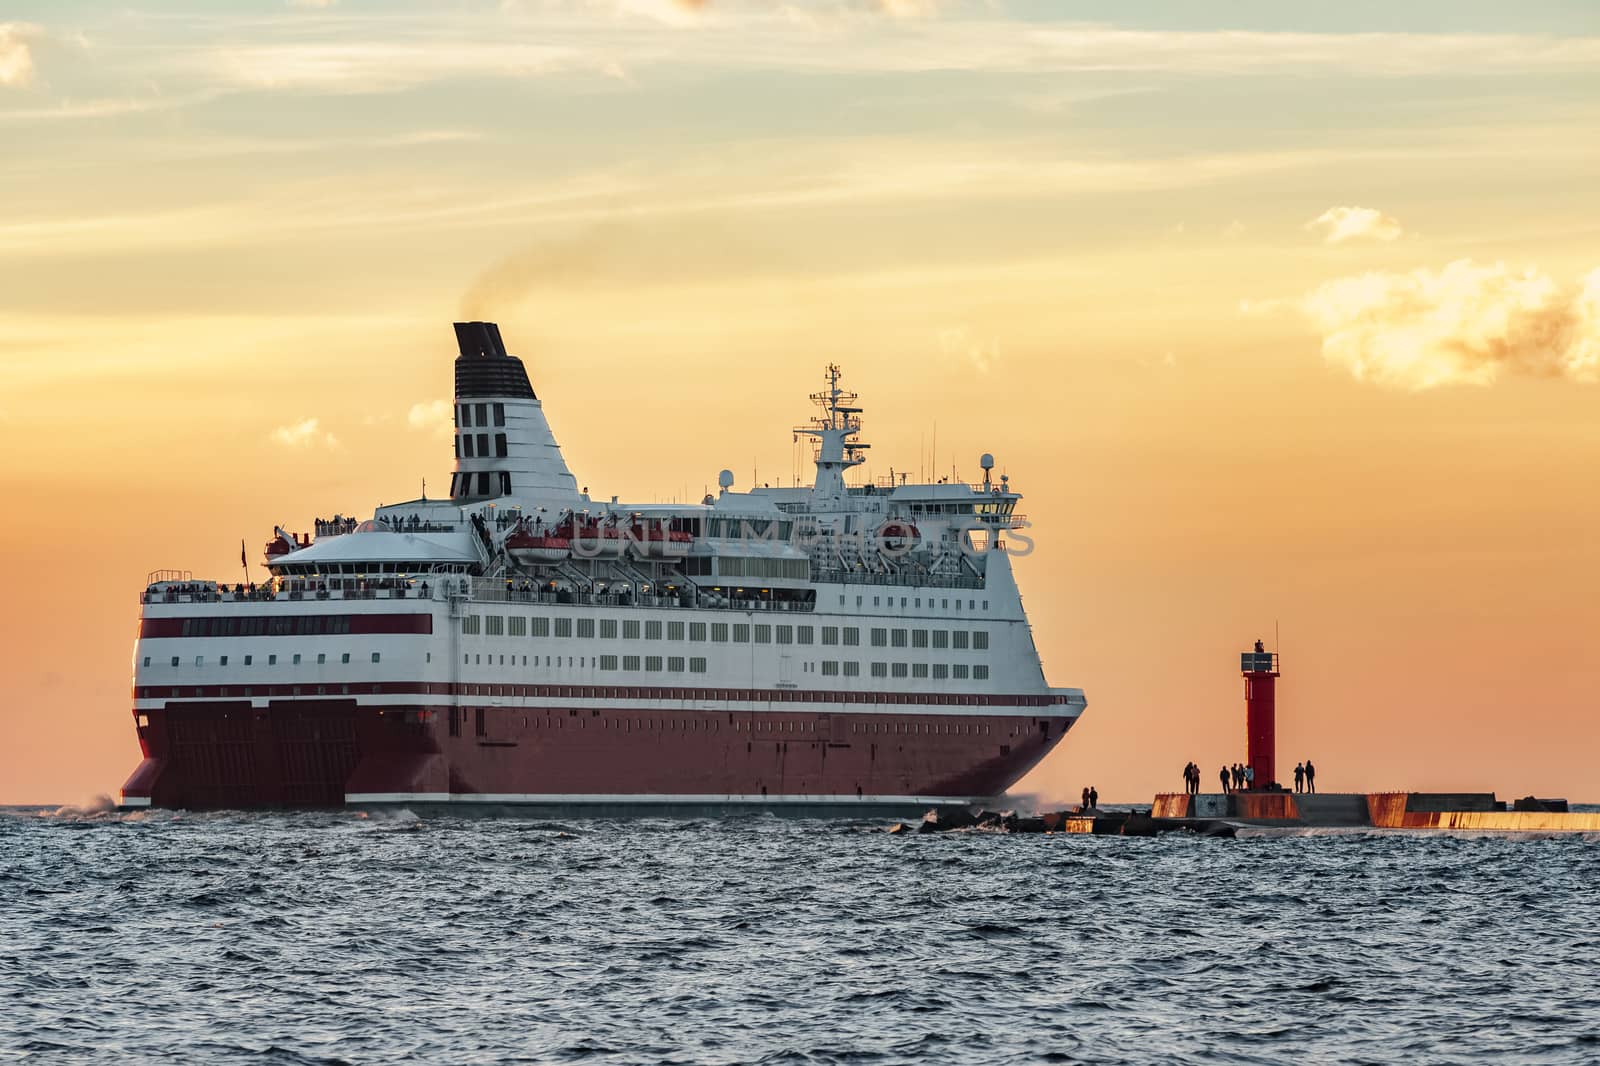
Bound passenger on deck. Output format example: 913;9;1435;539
1294;762;1305;793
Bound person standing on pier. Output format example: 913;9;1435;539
1304;759;1316;794
1082;785;1091;811
1220;765;1231;794
1244;764;1255;791
1294;762;1305;793
1089;786;1099;810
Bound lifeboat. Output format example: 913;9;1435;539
569;517;625;558
507;531;571;565
875;519;920;557
263;527;298;562
629;520;693;558
506;520;572;565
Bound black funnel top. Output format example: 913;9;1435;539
453;321;535;399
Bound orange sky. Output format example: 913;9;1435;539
2;1;1598;804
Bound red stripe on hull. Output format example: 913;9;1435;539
122;701;1074;810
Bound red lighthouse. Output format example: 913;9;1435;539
1242;641;1280;790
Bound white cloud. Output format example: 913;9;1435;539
270;416;341;448
407;398;454;437
873;0;941;16
1307;205;1404;245
1302;259;1600;390
209;40;588;93
0;23;39;88
613;0;707;26
937;325;1000;374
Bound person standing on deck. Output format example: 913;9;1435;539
1305;760;1316;794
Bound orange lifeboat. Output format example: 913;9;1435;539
568;516;624;558
506;521;571;564
629;520;692;558
875;519;920;556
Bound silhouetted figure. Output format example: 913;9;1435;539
1089;786;1099;809
1304;759;1316;794
1244;764;1255;791
1082;786;1091;811
1254;638;1265;653
1294;762;1305;793
1220;766;1230;794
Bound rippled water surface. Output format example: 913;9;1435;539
4;806;1599;1064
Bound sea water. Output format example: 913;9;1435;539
3;805;1598;1064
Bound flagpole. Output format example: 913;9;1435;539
241;538;249;589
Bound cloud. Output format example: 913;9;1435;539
0;23;40;87
937;325;1000;374
1302;260;1600;390
614;0;707;25
873;0;941;16
270;417;341;448
408;398;454;437
1307;205;1404;245
288;0;337;7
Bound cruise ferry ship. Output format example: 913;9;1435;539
120;322;1086;813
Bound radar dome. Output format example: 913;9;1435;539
718;469;735;489
980;453;995;471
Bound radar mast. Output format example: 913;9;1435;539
795;364;869;502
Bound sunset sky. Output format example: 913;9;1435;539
3;1;1598;805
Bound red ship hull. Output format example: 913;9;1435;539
121;695;1075;813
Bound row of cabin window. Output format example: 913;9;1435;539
853;720;993;734
456;432;509;460
450;470;512;498
459;653;987;681
463;615;988;650
818;661;989;680
705;557;810;580
180;616;353;637
701;518;795;540
465;653;707;673
841;594;991;613
455;714;1004;737
146;652;385;667
457;402;506;429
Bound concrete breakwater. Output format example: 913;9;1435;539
899;793;1600;836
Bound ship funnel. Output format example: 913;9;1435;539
454;321;509;360
447;321;580;503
